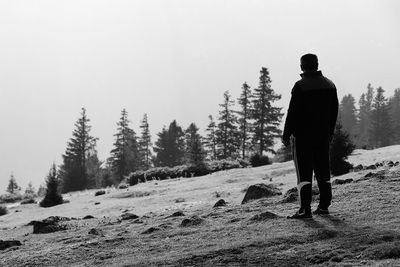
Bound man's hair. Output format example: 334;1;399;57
300;54;318;71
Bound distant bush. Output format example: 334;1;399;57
0;193;23;204
0;205;7;216
21;198;36;205
250;154;271;167
128;160;247;186
118;183;129;189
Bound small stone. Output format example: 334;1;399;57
250;211;278;221
83;215;95;220
180;215;204;227
94;202;100;205
170;211;185;217
332;178;354;185
175;198;185;203
121;213;139;220
141;227;160;234
88;228;102;235
213;199;227;208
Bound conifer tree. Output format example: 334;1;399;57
37;184;46;197
6;174;20;194
109;109;139;182
154;120;185;167
59;108;98;193
86;149;103;188
251;67;283;155
185;123;205;166
153;127;169;167
24;182;36;197
40;164;63;208
330;121;355;175
369;87;393;148
138;113;153;170
237;82;253;159
204;115;218;160
216;91;240;159
356;84;374;148
388;88;400;144
339;94;358;136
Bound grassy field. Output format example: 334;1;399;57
1;145;400;266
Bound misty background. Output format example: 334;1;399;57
1;0;399;192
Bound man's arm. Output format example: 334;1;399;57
282;84;300;146
329;87;339;137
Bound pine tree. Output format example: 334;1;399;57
86;149;103;188
154;120;185;167
339;94;358;137
369;87;393;148
251;67;283;155
37;184;46;197
40;163;63;208
138;113;153;170
237;82;253;159
388;88;400;144
356;84;374;148
330;121;355;175
109;109;140;182
153;127;169;167
216;91;240;159
24;182;36;197
6;174;21;194
59;108;98;193
185;123;205;166
204;115;218;160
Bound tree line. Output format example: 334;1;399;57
55;67;283;193
338;85;400;149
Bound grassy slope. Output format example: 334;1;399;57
0;145;400;266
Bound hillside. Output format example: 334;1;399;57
1;145;400;266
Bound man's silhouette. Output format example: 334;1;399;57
282;54;339;219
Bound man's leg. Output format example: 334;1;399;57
313;139;332;211
290;136;313;217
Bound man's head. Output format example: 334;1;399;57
300;53;318;72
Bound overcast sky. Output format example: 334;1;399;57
0;0;399;192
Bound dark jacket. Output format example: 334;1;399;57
282;70;339;142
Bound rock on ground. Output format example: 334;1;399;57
332;178;354;185
241;183;282;204
121;213;139;220
213;199;227;208
180;215;204;227
0;240;22;250
250;211;278;221
31;216;72;234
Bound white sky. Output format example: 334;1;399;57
0;0;399;192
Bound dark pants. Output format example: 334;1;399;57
291;136;332;211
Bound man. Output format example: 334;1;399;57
282;54;339;219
